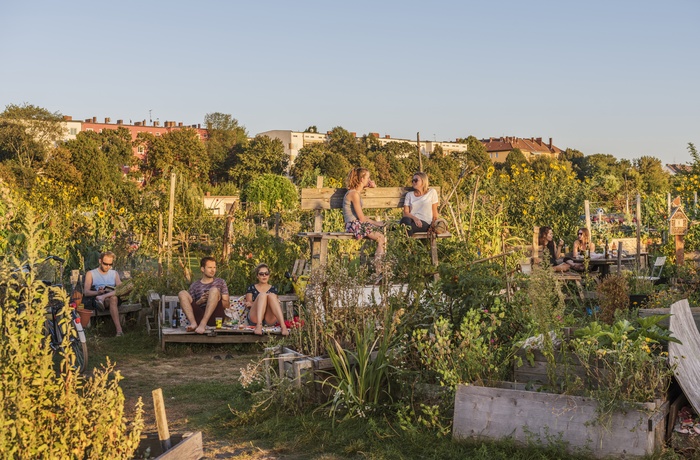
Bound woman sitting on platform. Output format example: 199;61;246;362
245;263;289;336
538;226;570;272
400;171;439;236
343;167;386;271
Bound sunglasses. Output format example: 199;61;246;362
102;262;113;266
257;272;270;276
577;232;583;236
412;178;419;183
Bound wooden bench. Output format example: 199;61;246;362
299;179;451;269
158;293;298;350
93;302;143;326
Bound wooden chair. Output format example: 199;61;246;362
636;256;666;283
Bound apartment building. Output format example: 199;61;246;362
481;136;562;163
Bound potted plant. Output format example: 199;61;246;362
627;270;656;309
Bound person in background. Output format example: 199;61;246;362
399;171;439;236
538;226;570;272
343;167;386;271
83;251;123;336
565;227;595;272
245;263;289;336
178;256;229;334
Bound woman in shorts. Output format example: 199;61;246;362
342;167;386;271
245;263;289;336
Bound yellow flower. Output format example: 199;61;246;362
97;211;105;218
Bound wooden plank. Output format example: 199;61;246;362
162;333;269;349
94;302;142;317
669;300;700;416
301;186;442;210
155;431;203;460
453;383;667;458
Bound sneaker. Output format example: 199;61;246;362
115;331;124;337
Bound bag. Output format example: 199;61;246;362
432;218;448;234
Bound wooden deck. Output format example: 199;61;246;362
160;326;278;350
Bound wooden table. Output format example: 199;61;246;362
573;256;634;277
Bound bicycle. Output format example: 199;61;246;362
14;256;88;373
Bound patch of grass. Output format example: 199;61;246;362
226;411;599;460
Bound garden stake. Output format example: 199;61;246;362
152;388;172;452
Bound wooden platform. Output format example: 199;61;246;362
159;294;298;350
161;326;276;350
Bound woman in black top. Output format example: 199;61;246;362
245;263;289;336
538;226;570;272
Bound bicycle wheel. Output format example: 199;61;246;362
70;334;88;373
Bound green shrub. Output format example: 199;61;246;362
242;174;298;214
0;257;143;459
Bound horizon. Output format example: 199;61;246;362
1;1;698;165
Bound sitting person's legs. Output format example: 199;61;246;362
106;295;122;335
399;217;431;236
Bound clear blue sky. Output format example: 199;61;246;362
1;0;698;164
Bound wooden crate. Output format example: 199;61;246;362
453;382;668;459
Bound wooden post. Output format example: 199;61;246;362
667;192;672;217
222;202;235;260
466;176;480;246
158;213;163;276
416;132;423;172
676;235;685;266
636;194;642;269
584;200;591;236
166;173;176;271
311;176;324;269
152;388;172;452
532;226;540;264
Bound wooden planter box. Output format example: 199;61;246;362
453;383;668;459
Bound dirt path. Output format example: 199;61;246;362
116;350;277;459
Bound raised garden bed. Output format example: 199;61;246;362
453;382;668;458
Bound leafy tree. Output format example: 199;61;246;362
243;173;298;213
504;148;528;173
425;152;462;191
204;112;248;183
304;126;318;133
560;148;586;179
0;103;65;170
228;135;287;188
327;127;366;166
64;131;112;200
460;136;491;172
63;128;138;205
634;156;669;195
318;152;352;184
137;128;210;186
290;143;330;185
580;153;619;179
